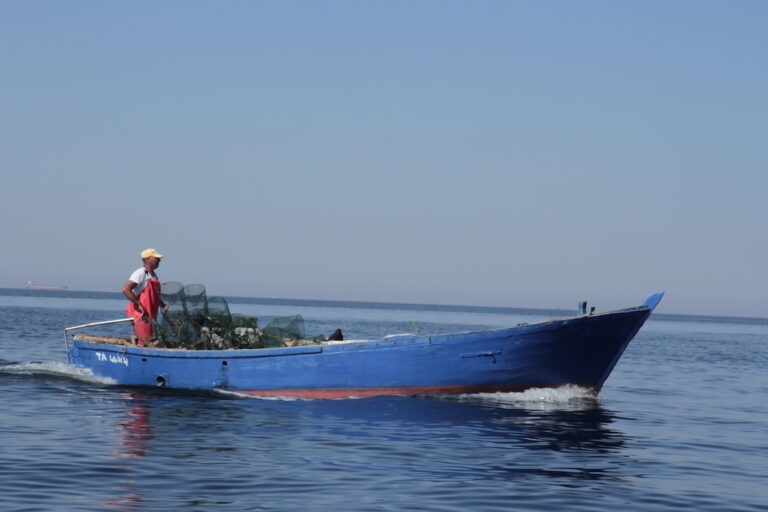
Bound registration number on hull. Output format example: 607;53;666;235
95;352;128;367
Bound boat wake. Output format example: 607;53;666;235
215;385;599;405
446;385;599;411
0;360;117;386
214;390;311;401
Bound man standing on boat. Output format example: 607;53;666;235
122;248;168;346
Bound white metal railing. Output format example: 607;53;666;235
64;318;134;362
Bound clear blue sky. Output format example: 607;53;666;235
1;1;766;317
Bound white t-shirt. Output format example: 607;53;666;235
128;267;159;295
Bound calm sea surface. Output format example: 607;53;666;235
0;289;765;512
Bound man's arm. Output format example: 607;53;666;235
122;280;143;312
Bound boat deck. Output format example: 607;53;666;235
71;333;350;349
73;334;138;346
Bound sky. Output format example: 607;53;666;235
1;1;766;317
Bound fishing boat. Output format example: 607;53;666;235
27;281;67;291
64;292;664;399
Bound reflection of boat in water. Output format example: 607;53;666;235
100;387;629;510
64;292;664;399
111;387;629;462
26;281;67;291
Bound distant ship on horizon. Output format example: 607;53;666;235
26;281;68;291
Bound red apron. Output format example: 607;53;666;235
125;277;161;344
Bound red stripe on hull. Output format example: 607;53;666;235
235;382;601;399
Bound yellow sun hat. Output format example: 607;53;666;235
140;248;164;259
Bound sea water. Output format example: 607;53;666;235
0;289;765;512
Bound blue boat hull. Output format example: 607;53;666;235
68;294;662;398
